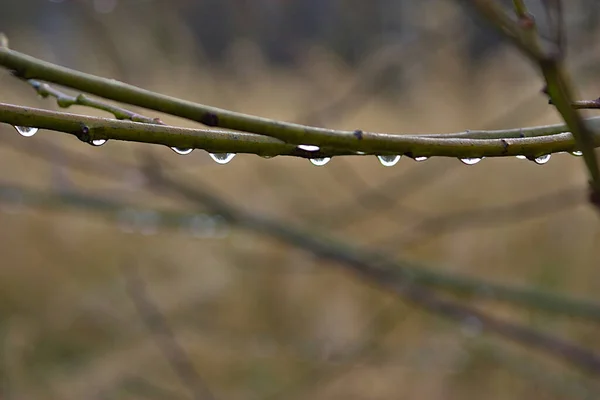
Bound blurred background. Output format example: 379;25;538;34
1;0;600;398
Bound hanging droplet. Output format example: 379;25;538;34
571;150;583;156
310;157;331;166
209;153;236;164
533;154;551;165
516;155;527;160
298;144;320;152
171;147;193;155
14;126;38;137
377;155;401;167
460;157;482;165
91;139;107;147
414;156;428;162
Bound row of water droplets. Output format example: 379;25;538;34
13;125;584;166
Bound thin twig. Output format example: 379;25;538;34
375;185;583;249
28;79;164;124
143;159;600;374
122;263;216;400
0;46;596;159
2;102;598;159
466;0;600;208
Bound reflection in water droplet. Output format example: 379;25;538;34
310;157;331;166
298;144;320;152
533;154;551;165
377;155;401;167
14;126;38;137
91;139;107;147
571;150;583;156
171;147;193;155
414;156;428;162
460;157;482;165
209;153;236;164
516;155;527;160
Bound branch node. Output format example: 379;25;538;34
77;123;91;143
199;112;219;127
353;129;364;140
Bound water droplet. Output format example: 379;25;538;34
171;147;193;155
14;126;38;137
91;139;107;147
377;155;401;167
310;157;331;166
516;155;527;160
571;150;583;156
209;153;236;164
414;156;428;162
533;154;551;165
298;144;320;152
460;157;482;165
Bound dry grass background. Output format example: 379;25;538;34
0;1;600;399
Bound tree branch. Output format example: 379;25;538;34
465;0;600;207
2;102;600;159
1;46;599;160
142;157;600;374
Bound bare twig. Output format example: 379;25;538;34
141;158;600;374
465;0;600;208
122;263;216;400
375;185;583;249
1;46;599;160
28;80;164;125
3;102;598;159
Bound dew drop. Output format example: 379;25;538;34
14;126;38;137
571;150;583;156
414;156;428;162
377;155;401;167
298;144;320;152
460;157;482;165
310;157;331;166
171;147;193;155
516;155;527;160
91;139;107;147
209;153;236;164
533;154;551;165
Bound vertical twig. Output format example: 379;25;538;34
122;263;216;400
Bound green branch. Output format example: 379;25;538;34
0;45;597;160
466;0;600;206
3;102;600;159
